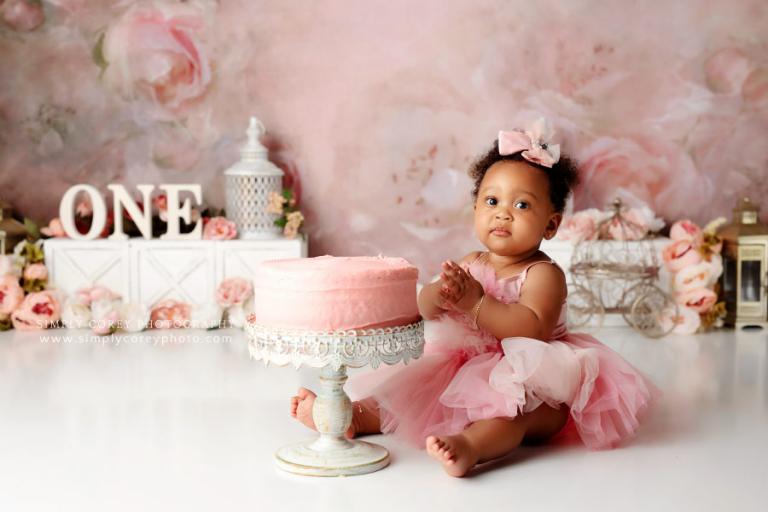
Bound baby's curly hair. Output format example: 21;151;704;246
468;140;580;214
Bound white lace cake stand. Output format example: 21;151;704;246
246;320;425;477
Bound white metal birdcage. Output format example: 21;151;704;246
224;116;284;239
568;198;678;338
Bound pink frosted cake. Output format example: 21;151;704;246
252;256;420;331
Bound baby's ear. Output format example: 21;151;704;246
544;212;562;240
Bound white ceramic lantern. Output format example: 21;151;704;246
224;116;284;239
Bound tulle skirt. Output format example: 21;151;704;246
347;315;659;450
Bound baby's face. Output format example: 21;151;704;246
473;161;561;257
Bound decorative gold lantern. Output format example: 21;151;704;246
718;197;768;329
0;199;27;255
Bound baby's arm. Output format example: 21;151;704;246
440;261;566;340
417;252;481;320
476;263;567;340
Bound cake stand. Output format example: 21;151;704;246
245;319;425;477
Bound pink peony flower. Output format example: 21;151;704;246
11;291;61;330
557;209;600;243
23;263;48;282
662;239;702;273
742;67;768;111
606;208;649;241
150;299;190;329
659;305;701;335
574;136;712;223
102;2;211;113
0;275;25;316
669;219;702;243
703;48;753;94
215;278;253;308
673;262;712;293
76;197;93;217
203;216;237;240
152;194;168;221
1;0;44;32
75;285;121;307
40;218;68;238
676;288;718;314
92;311;120;336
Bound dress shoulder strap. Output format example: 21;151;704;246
520;259;558;281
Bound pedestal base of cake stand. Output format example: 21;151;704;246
275;439;389;477
276;364;390;477
246;320;425;476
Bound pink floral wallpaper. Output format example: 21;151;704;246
1;0;766;278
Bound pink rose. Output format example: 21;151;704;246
76;197;93;217
673;262;712;293
75;285;121;306
669;220;702;243
676;288;718;314
574;136;711;223
662;239;702;273
0;275;24;316
23;263;48;282
659;305;701;335
41;218;68;238
153;194;168;215
557;209;600;243
742;67;768;111
150;299;190;329
1;0;44;32
92;306;120;336
102;2;211;113
215;278;253;308
606;208;650;241
703;48;753;94
203;216;237;241
11;291;61;330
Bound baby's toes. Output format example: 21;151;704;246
426;436;442;452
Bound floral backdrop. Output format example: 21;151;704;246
1;0;767;279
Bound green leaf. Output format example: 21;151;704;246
22;279;46;294
92;33;108;74
24;242;45;264
0;317;12;331
282;189;293;201
274;217;287;228
24;217;40;242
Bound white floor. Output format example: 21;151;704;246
0;325;766;512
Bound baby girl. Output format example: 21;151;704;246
290;118;657;477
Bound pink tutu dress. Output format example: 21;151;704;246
348;256;659;450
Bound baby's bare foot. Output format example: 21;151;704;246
426;434;478;477
289;387;356;438
290;387;317;430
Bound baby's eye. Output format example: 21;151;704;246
485;197;498;207
514;201;529;209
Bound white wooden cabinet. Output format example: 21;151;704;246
43;237;308;306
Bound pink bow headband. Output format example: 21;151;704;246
498;117;561;168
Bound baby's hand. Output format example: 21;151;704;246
438;260;483;313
